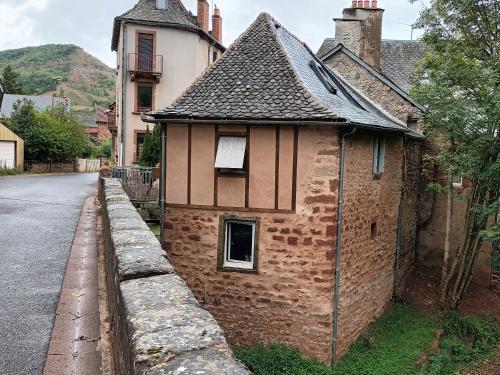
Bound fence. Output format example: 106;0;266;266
76;158;102;173
111;166;159;202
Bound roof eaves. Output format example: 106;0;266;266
321;44;425;112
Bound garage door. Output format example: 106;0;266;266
0;141;15;169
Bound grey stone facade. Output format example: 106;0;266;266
99;178;250;374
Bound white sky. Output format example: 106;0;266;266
0;0;427;67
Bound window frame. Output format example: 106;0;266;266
373;136;386;177
135;81;155;113
218;216;259;273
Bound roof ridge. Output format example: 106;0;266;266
265;14;337;117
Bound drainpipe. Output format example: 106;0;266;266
332;127;357;364
159;122;167;248
120;21;128;166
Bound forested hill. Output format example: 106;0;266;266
0;44;115;110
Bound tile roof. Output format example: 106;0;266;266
317;38;427;92
0;94;70;119
153;13;410;133
111;0;223;52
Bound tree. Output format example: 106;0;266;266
410;0;499;309
9;100;91;163
0;66;25;102
139;125;161;167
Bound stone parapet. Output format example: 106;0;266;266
99;178;250;374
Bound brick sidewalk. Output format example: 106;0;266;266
43;196;102;375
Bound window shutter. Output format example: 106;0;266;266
215;137;247;169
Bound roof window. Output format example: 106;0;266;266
156;0;167;9
309;60;337;94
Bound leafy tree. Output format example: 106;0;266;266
8;100;91;163
410;0;499;308
139;125;161;167
0;65;24;103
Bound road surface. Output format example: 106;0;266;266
0;173;97;375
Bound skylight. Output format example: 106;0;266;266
156;0;167;10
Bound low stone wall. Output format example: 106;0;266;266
99;178;250;374
76;158;102;173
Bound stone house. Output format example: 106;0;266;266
81;108;113;144
319;1;493;287
145;12;424;364
111;0;225;166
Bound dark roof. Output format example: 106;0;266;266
96;107;108;123
111;0;224;52
75;111;96;128
317;38;427;92
152;13;414;134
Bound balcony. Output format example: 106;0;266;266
127;53;163;81
107;110;117;133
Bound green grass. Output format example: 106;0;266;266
234;304;499;375
0;167;24;176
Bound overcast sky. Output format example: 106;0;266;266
0;0;427;67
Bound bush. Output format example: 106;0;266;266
139;125;160;167
8;99;90;162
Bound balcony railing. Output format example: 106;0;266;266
127;53;163;77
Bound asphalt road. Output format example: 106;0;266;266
0;173;98;375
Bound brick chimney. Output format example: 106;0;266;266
197;0;209;32
335;1;384;70
211;5;222;43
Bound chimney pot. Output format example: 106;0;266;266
371;0;378;8
197;0;209;32
364;0;370;7
352;1;357;7
357;0;363;7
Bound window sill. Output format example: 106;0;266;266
132;111;151;115
373;172;383;180
217;266;258;274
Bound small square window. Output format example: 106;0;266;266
156;0;167;9
137;84;153;112
452;174;463;187
373;137;385;174
223;220;256;270
215;136;247;170
407;119;418;131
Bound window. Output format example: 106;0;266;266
223;220;256;270
136;83;153;112
407;119;418;131
156;0;167;9
213;50;218;63
214;136;247;171
373;137;385;174
138;33;154;71
136;132;145;161
452;174;463;187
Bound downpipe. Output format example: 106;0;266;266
159;123;167;248
332;127;357;365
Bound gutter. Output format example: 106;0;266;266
332;126;357;364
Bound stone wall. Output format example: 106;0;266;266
99;178;249;374
336;132;404;355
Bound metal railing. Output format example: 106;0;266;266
127;53;163;75
111;166;159;202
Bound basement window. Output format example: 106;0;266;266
373;137;385;175
214;136;247;171
222;220;256;270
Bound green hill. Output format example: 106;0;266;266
0;44;115;110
